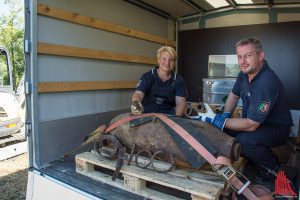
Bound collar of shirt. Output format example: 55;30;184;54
153;66;176;81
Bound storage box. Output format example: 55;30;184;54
202;78;242;107
208;55;240;78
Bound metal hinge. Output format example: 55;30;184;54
25;123;32;137
25;0;31;13
24;40;31;53
25;81;31;94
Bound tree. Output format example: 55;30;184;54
0;0;24;90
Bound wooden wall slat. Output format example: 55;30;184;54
38;81;137;93
38;42;157;65
37;4;176;47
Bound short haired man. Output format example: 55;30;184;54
197;38;293;184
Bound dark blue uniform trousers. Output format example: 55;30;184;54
225;124;290;170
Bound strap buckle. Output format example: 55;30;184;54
213;165;236;181
213;165;250;195
233;170;251;195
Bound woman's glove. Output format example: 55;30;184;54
191;103;228;130
131;100;144;115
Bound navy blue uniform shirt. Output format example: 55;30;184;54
232;61;292;126
135;67;187;114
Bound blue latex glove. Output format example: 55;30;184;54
221;111;231;119
211;114;227;130
191;103;227;130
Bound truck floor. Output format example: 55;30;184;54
40;155;145;200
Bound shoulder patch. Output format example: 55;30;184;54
136;80;142;88
258;101;270;114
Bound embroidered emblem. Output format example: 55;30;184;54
155;97;164;105
136;80;141;88
258;101;270;113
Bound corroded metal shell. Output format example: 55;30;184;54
108;113;240;169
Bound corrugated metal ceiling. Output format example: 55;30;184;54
124;0;300;20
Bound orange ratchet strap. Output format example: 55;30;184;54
104;113;261;200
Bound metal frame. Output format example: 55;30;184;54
124;0;300;20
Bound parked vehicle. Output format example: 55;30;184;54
0;47;22;138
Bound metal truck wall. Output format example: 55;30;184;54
26;0;170;168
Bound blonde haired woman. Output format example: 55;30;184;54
131;46;187;116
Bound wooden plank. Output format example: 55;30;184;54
38;42;156;65
78;166;183;200
89;150;245;186
90;149;226;186
76;151;223;200
38;80;137;93
37;4;176;47
128;152;225;187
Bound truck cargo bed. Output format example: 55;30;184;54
40;153;145;200
38;149;246;200
39;149;247;200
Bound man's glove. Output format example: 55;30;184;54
131;100;144;115
191;103;228;130
221;111;231;119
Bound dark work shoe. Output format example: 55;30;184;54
254;165;280;185
255;169;276;185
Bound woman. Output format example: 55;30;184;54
131;46;187;116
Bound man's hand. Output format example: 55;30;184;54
191;103;229;130
131;100;144;115
193;103;216;121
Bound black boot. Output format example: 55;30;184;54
254;164;281;185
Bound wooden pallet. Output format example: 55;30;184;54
75;151;245;200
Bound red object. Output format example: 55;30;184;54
274;170;297;197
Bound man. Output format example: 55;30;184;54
197;38;293;184
131;46;187;116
